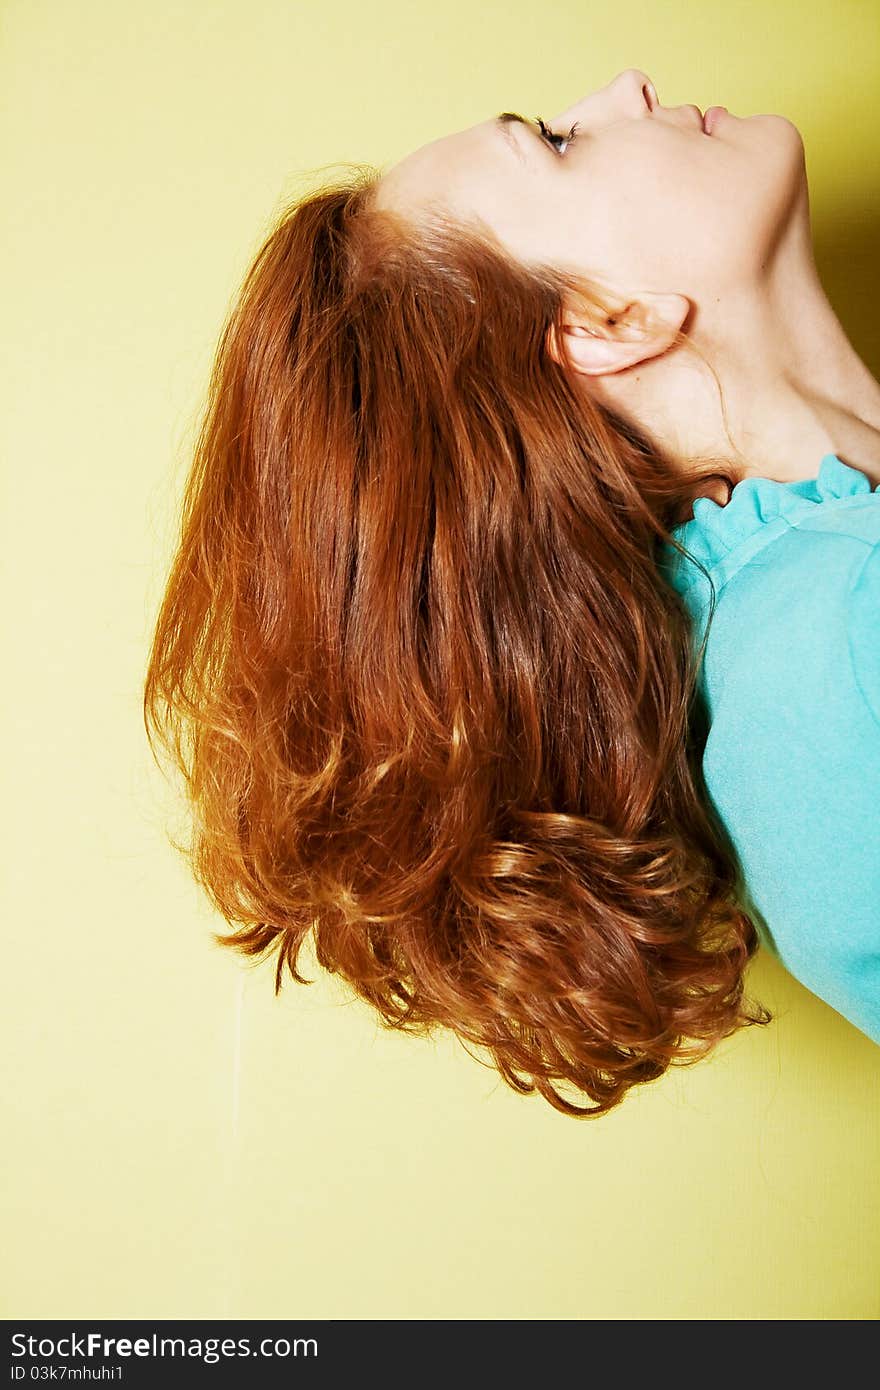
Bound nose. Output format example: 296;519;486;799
609;70;705;128
608;67;657;112
553;68;659;131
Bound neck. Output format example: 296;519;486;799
609;189;880;492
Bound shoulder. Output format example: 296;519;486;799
662;453;880;617
694;506;880;875
698;520;879;720
660;451;880;747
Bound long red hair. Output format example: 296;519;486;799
143;169;770;1118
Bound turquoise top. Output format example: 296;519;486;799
659;453;880;1045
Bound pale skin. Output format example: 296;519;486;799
374;67;880;500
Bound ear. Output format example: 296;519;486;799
546;290;691;377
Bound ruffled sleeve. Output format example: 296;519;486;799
660;453;878;612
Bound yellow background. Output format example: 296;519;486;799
3;0;879;1319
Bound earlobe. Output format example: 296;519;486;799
547;316;653;378
546;291;690;377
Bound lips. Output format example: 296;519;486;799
702;105;728;136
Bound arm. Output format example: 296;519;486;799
849;539;880;731
700;532;880;1044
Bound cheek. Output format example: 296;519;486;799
547;145;689;283
684;117;807;282
603;133;800;291
561;158;688;286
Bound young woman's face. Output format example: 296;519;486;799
376;68;806;301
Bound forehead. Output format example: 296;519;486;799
374;118;524;215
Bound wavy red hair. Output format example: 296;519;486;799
143;167;771;1118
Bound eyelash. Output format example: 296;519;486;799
535;116;581;155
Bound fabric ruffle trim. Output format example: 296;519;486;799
661;453;878;598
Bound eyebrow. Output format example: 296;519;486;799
495;111;543;164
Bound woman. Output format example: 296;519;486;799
143;68;879;1118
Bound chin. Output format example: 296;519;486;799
754;110;807;160
751;111;808;201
